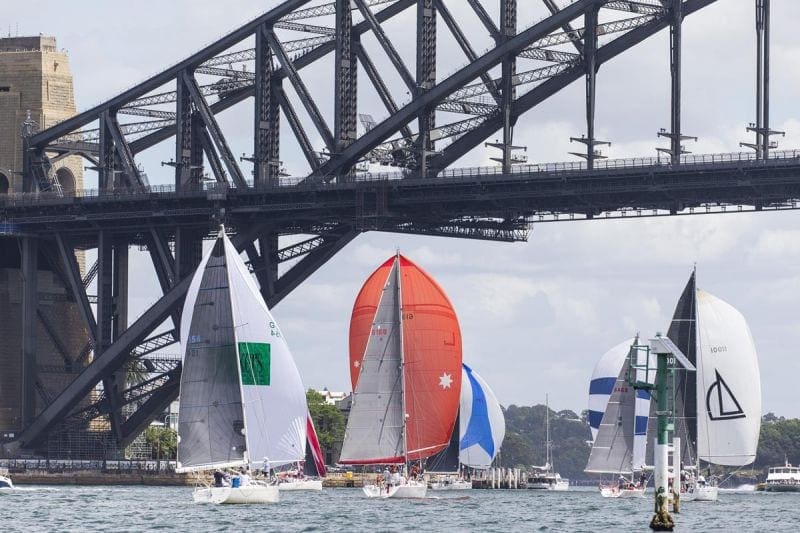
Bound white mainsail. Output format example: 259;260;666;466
459;364;505;469
695;289;761;466
176;228;307;473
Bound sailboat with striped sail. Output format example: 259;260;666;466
340;254;462;498
176;227;308;504
585;337;648;498
657;269;761;502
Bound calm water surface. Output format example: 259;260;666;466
1;486;798;532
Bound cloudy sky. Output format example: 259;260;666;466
6;1;800;418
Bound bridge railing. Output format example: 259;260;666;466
2;149;799;208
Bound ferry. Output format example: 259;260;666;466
764;461;800;493
0;468;13;489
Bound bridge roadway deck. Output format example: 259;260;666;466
3;151;800;238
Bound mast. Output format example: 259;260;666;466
690;264;698;469
226;226;253;467
396;253;408;466
545;394;551;470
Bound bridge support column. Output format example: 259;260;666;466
416;0;436;177
658;1;696;164
97;231;125;440
175;76;204;189
255;24;281;186
500;0;517;174
21;236;39;427
584;6;598;170
98;112;116;191
334;0;358;178
669;0;682;165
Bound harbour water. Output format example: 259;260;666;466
1;486;798;532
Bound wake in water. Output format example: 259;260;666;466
0;486;61;493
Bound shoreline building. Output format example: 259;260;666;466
0;36;89;450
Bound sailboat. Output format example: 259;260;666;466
176;227;309;504
585;338;649;498
660;270;762;502
429;363;506;490
340;254;462;499
588;338;652;477
525;394;569;491
277;414;326;491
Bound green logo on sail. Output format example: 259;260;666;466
238;342;271;386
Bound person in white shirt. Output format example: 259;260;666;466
239;468;252;486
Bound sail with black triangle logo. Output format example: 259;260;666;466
652;270;762;468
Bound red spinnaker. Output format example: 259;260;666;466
349;255;462;461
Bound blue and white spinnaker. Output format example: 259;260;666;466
459;364;505;469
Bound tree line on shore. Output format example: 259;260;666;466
142;391;800;482
498;405;800;483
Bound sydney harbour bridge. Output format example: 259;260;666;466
1;0;796;458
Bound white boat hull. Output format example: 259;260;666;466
526;480;569;491
600;486;645;498
363;481;427;499
0;475;13;489
430;480;472;490
278;479;323;491
193;484;280;504
683;485;719;502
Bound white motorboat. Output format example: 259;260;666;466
277;478;323;491
0;472;13;489
599;484;646;498
363;479;428;499
763;461;800;492
526;470;569;491
429;476;472;490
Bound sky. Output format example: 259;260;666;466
5;1;800;418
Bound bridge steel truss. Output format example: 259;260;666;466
3;0;788;456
